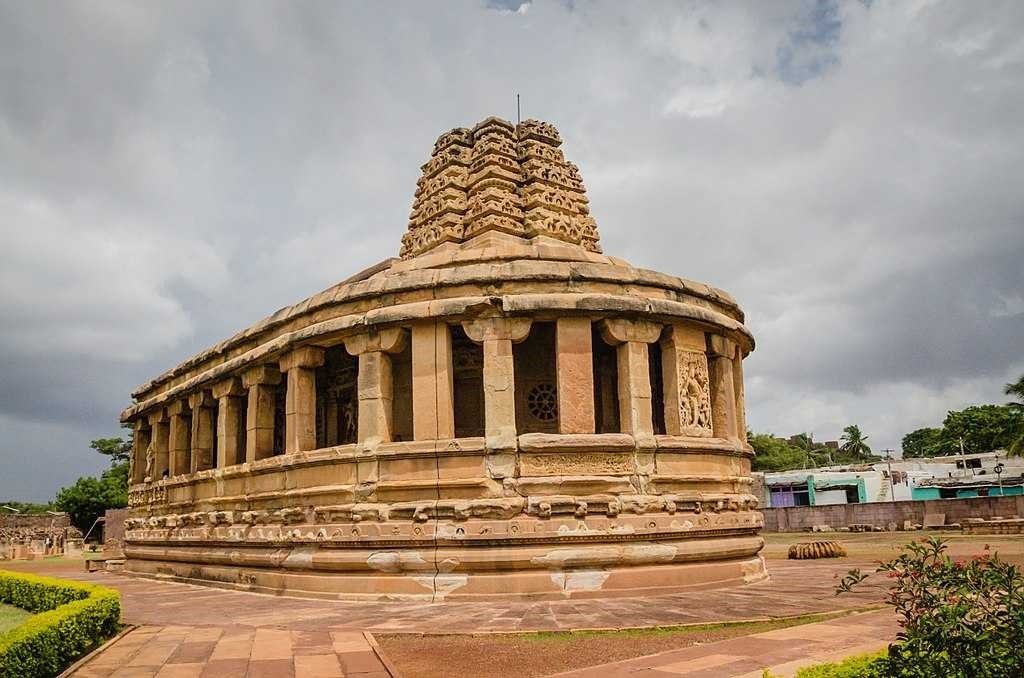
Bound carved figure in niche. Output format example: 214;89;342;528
144;439;155;481
342;400;357;443
680;352;713;434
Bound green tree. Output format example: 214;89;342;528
0;500;55;514
51;433;133;532
939;404;1022;454
790;433;831;467
1006;374;1024;455
901;427;944;458
90;437;131;465
53;462;128;532
750;433;812;471
839;424;872;459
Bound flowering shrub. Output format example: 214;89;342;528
836;536;1024;678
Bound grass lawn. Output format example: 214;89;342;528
0;602;31;636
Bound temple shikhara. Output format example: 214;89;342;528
121;117;764;600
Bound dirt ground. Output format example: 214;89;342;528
378;531;1024;678
761;530;1024;563
376;612;851;678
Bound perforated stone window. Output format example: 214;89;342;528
527;383;558;422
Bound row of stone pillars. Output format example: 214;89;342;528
131;316;746;484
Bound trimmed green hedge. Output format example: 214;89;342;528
0;570;121;678
793;651;886;677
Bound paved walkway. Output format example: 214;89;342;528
53;559;886;677
65;559;884;633
72;625;390;678
550;609;898;678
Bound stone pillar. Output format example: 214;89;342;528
411;322;455;440
147;410;169;481
167;399;192;476
660;324;713;437
555;317;595;434
279;346;326;454
599;319;663;443
708;335;739;442
462;315;532;452
732;344;748;444
188;390;216;472
131;420;151;484
344;328;408;446
212;377;246;468
242;365;282;462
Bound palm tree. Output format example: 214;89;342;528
792;433;826;467
1006;374;1024;456
840;425;872;459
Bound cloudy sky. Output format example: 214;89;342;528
2;1;1022;501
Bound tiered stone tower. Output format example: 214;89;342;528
119;117;763;601
401;117;600;257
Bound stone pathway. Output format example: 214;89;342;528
548;609;898;677
54;559;886;676
65;559;884;633
71;625;390;678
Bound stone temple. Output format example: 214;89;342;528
121;116;764;600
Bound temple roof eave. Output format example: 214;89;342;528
129;248;747;402
121;290;753;423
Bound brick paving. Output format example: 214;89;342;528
59;559;886;676
65;559;884;633
549;609;899;677
72;626;389;677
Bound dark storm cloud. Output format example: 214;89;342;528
1;1;1022;499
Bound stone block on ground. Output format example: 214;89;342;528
923;513;945;528
787;541;847;559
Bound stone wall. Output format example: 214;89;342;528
763;496;1024;532
0;513;70;529
103;508;128;545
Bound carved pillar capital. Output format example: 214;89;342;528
344;327;408;356
461;315;532;344
211;376;245;400
242;364;282;388
146;408;167;427
599;318;663;345
279;346;326;372
708;334;738;358
167;398;190;417
187;390;216;410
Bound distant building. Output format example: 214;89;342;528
757;452;1023;507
